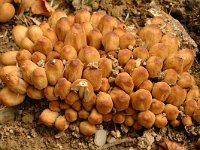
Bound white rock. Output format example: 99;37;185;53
94;129;107;147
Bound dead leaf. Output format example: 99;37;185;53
31;0;54;17
159;138;186;150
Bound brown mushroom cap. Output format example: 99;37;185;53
131;89;152;111
79;121;96;136
115;72;134;94
139;24;162;49
65;108;78;122
39;109;59;126
88;109;103;125
166;85;187;106
138;110;155;128
132;47;149;62
118;49;132;66
131;66;149;87
149;99;165;115
193;106;200;123
96;92;113;114
110;87;130;111
182;116;193;126
55;116;69;131
78;46;100;66
154;114;168;128
0;87;26;106
164;104;179;121
184;100;198;115
152;82;171;102
112;112;125;124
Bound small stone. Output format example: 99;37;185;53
111;130;121;138
55;131;66;139
107;136;116;143
94;129;107;147
27;135;31;139
22;113;34;124
9;129;14;134
0;107;15;123
30;129;37;138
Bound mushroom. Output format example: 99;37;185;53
131;89;152;111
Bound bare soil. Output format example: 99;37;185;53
0;0;199;149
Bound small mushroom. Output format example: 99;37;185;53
102;31;119;52
65;108;78;122
132;47;149;62
78;46;100;66
75;9;91;23
145;56;163;78
131;66;149;87
45;59;64;85
118;49;132;66
139;24;162;49
131;89;152;111
88;109;103;125
98;15;118;35
110;87;130;111
119;32;136;49
164;104;179;121
149;99;165;115
138;110;155;128
79;121;96;136
115;72;134;94
54;78;71;100
154;114;168;128
27;85;44;100
152;82;171;102
112;112;125;124
161;33;179;56
39;109;59;126
55;116;69;131
0;87;25;106
96;92;113;114
166;85;187;106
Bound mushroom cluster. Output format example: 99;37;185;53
0;9;200;136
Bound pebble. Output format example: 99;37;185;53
107;136;116;143
94;129;107;147
111;130;121;138
55;131;66;139
0;107;15;123
22;113;34;124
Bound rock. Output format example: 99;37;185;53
107;136;116;143
94;129;107;147
22;113;34;124
0;107;15;123
111;130;121;138
55;131;66;139
72;0;81;9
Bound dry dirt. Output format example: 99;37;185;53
0;0;200;150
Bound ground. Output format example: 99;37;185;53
0;0;200;149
